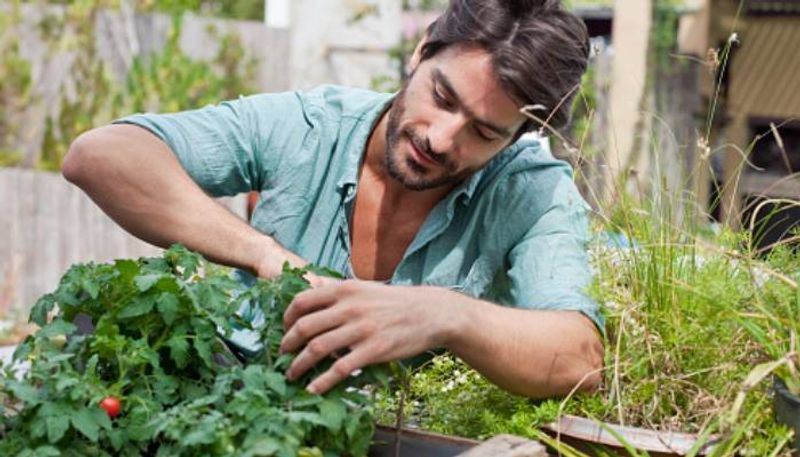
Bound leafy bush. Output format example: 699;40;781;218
0;246;386;456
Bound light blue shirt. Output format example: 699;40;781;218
116;85;603;342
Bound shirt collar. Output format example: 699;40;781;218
336;92;394;199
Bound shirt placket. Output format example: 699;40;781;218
339;185;357;279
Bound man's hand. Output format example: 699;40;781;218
279;281;458;394
279;279;603;399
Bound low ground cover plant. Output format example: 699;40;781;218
375;207;800;456
0;246;386;457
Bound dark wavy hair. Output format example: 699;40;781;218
420;0;590;133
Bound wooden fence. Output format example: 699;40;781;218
0;168;247;318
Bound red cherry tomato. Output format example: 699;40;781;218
99;396;121;418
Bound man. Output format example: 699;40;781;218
63;0;604;399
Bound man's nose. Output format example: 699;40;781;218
428;111;466;155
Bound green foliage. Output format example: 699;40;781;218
375;211;799;455
651;0;683;70
401;0;448;12
374;356;564;441
565;66;600;163
0;245;387;456
40;3;256;171
44;0;264;21
0;1;257;170
139;0;265;21
0;0;33;167
122;16;256;114
39;2;118;172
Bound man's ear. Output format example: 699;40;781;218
407;33;427;74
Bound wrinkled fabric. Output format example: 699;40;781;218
115;85;603;336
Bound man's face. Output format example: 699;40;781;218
384;45;526;191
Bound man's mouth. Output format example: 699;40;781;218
407;137;439;168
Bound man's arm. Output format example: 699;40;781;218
63;124;304;278
443;293;603;397
279;282;603;398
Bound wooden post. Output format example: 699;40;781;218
720;114;749;229
604;0;652;205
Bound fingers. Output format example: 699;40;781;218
285;323;363;382
283;285;340;331
280;305;347;354
306;345;376;395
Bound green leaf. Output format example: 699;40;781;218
30;446;60;457
117;296;155;319
298;447;324;457
12;336;34;361
165;244;202;279
134;273;163;292
71;407;100;442
181;414;220;446
318;397;347;431
304;264;344;280
167;336;190;368
242;365;265;390
153;374;180;404
38;319;77;338
114;259;140;283
45;413;70;443
156;293;180;325
263;371;288;398
107;428;126;451
243;437;281;456
194;336;213;367
47;353;75;363
30;413;47;439
90;405;113;431
30;293;57;326
7;380;39;404
56;377;79;392
81;276;101;300
287;411;328;427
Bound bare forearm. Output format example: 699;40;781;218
444;295;604;398
63;124;301;276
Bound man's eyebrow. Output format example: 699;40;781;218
432;68;512;138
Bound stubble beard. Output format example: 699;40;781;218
384;86;468;192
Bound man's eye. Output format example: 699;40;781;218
433;88;455;110
474;127;496;142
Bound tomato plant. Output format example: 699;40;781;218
0;245;388;456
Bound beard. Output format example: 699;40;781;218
384;85;470;191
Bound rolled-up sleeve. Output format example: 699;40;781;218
506;184;604;331
113;92;308;198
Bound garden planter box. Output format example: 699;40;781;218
543;415;718;456
369;426;547;457
774;377;800;455
369;426;478;456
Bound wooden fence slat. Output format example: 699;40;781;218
0;168;248;317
